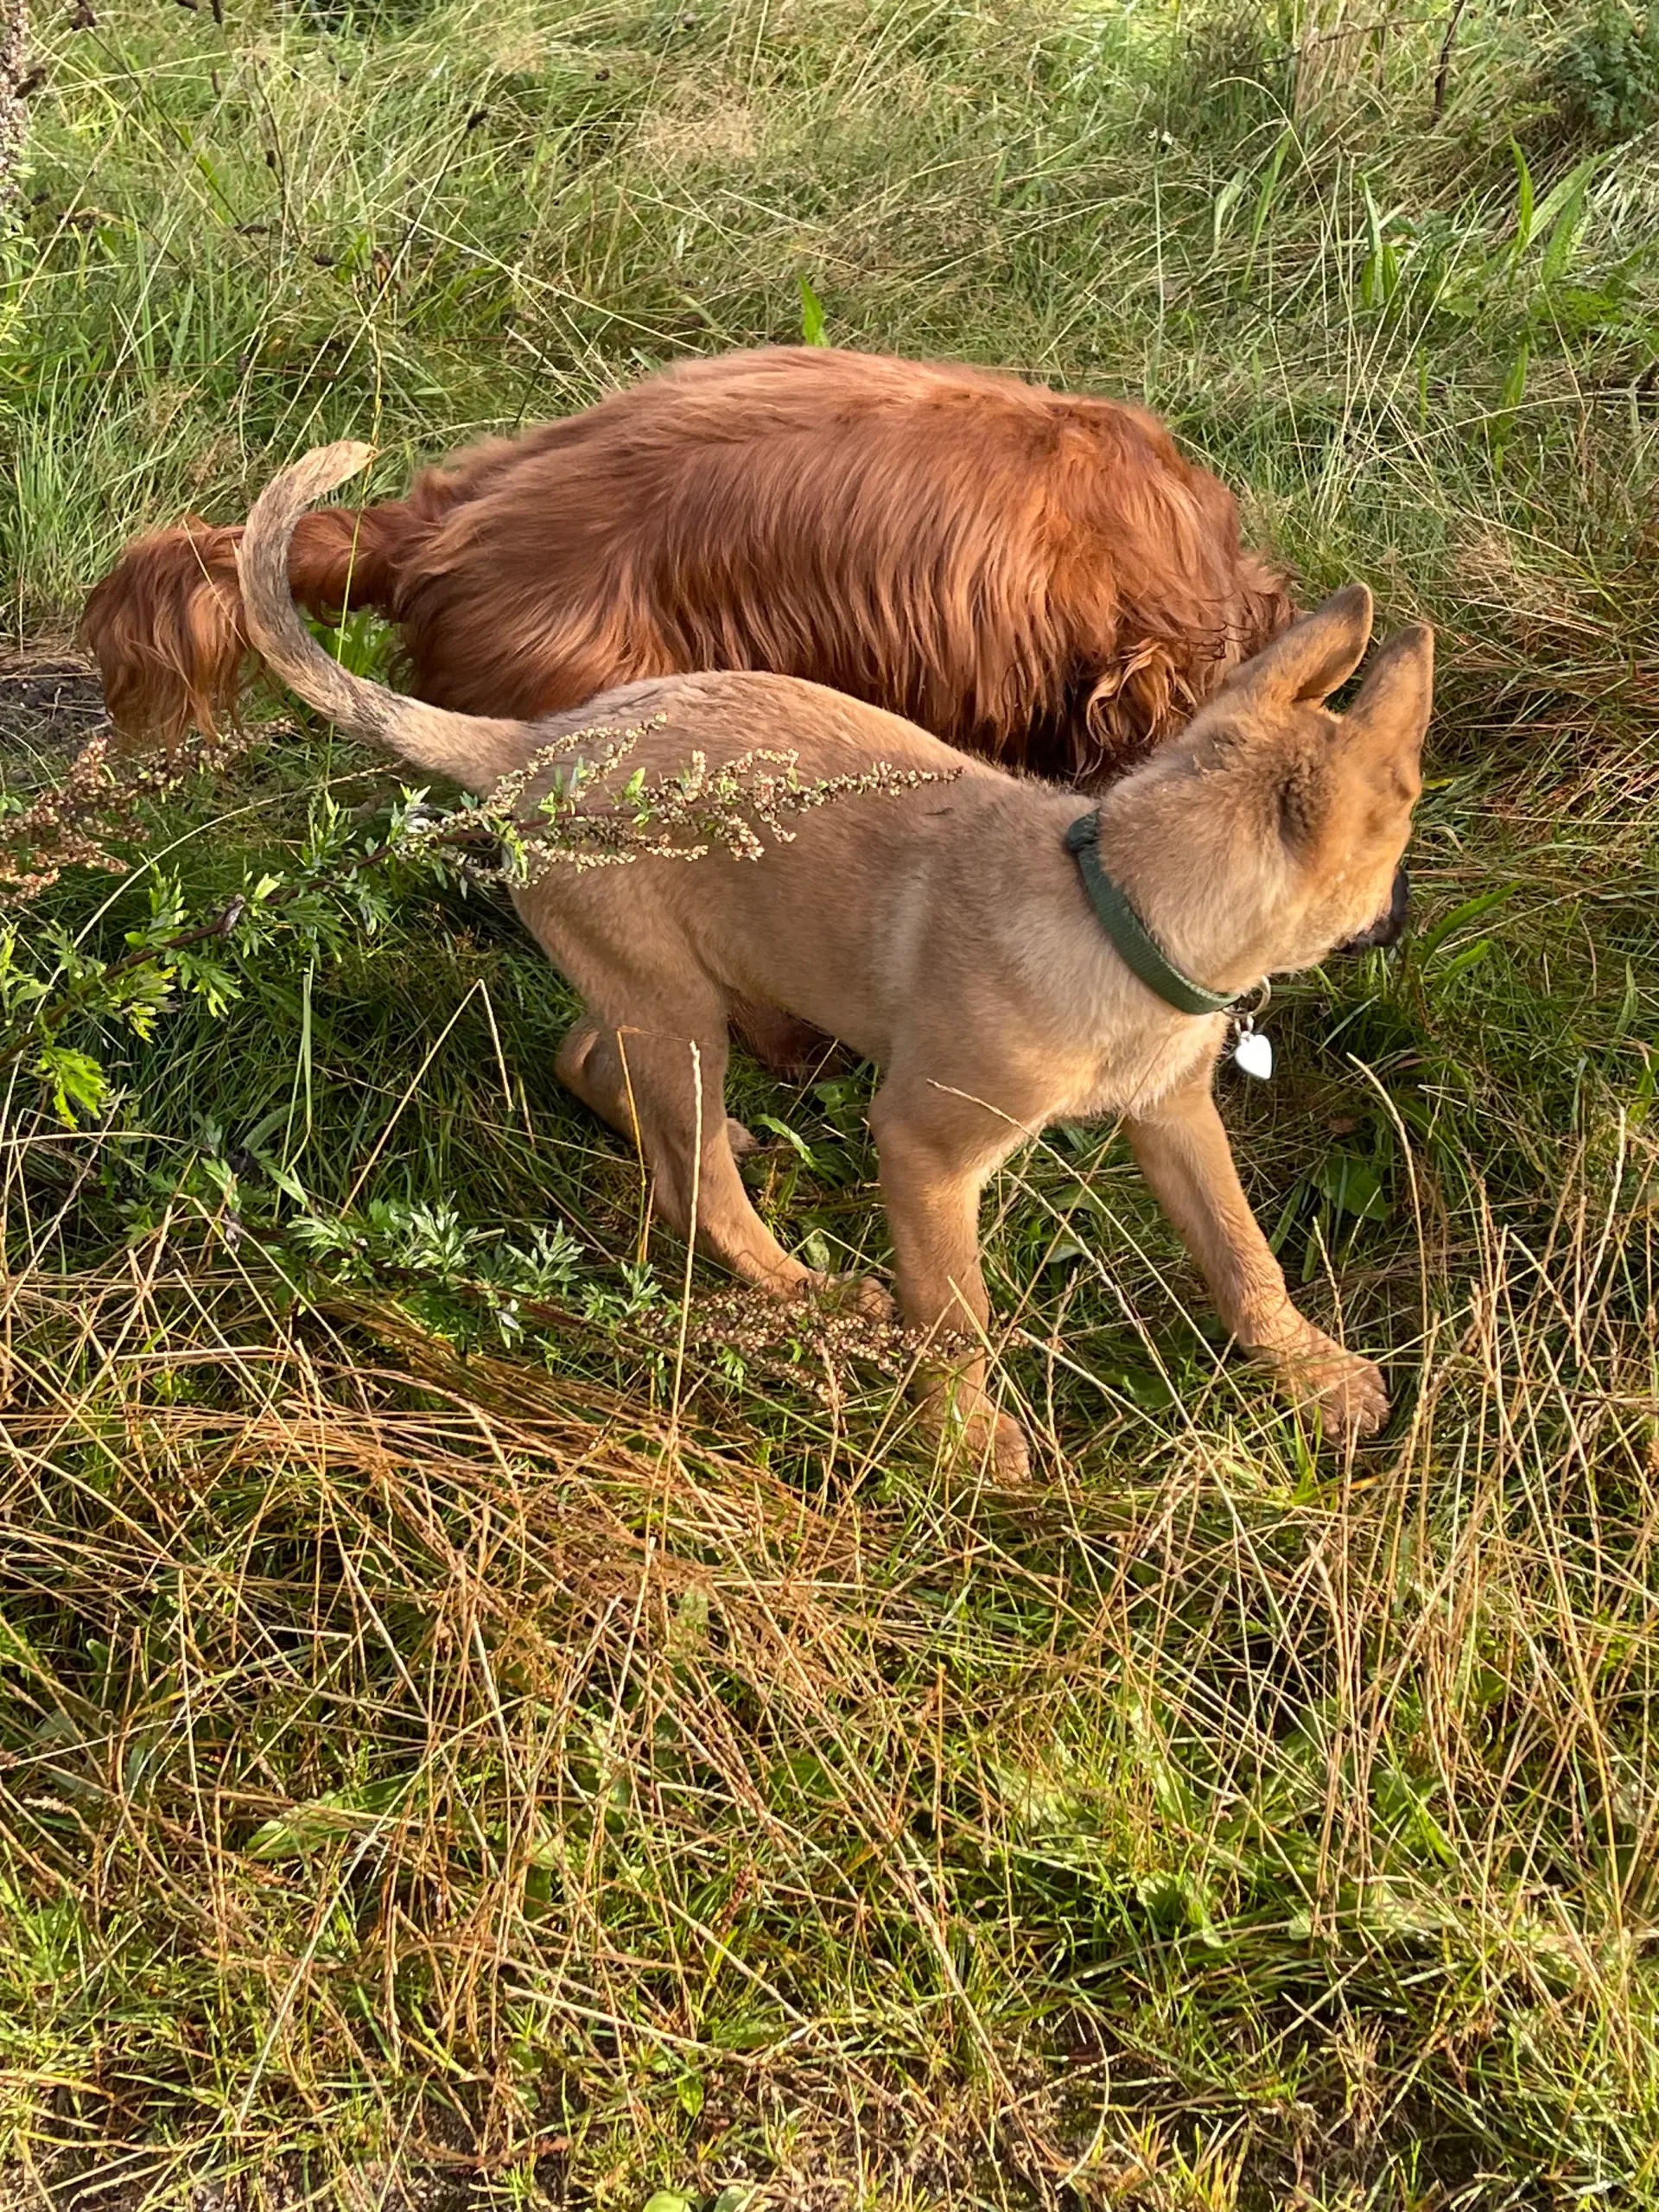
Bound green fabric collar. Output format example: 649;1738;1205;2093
1065;811;1240;1018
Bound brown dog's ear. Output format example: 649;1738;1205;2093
1224;582;1375;709
1339;622;1434;765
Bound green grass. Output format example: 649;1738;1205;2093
4;0;1659;2203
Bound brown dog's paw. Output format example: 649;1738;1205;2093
726;1117;761;1160
1269;1332;1389;1440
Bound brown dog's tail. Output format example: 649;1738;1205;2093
236;442;529;791
79;465;435;750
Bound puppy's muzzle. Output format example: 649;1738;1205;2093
1337;865;1409;955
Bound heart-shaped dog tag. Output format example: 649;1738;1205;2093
1233;1026;1274;1081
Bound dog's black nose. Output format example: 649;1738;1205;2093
1336;865;1410;955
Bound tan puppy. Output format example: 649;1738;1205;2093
238;445;1433;1474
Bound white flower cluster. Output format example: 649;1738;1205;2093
395;713;958;885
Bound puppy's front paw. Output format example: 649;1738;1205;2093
961;1404;1033;1484
982;1407;1033;1483
921;1382;1031;1483
1268;1331;1388;1440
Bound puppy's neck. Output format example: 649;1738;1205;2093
1091;763;1291;999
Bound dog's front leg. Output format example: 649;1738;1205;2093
870;1090;1030;1479
1122;1071;1388;1438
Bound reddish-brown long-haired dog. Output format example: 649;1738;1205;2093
81;345;1294;782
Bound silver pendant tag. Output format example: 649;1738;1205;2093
1233;1024;1274;1081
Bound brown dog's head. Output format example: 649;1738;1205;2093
1157;582;1433;980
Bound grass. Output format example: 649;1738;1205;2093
3;0;1659;2202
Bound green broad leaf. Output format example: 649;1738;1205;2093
1498;342;1529;413
1360;238;1398;310
0;1608;45;1673
1244;127;1293;279
798;273;827;346
1543;282;1623;336
1211;167;1245;254
754;1113;814;1160
1534;152;1603;279
1359;176;1386;308
1508;137;1534;259
241;1103;294;1154
1374;1764;1454;1862
1540;177;1588;285
1135;1869;1221;1944
1268;1178;1309;1255
1614;963;1640;1039
1434;938;1493;983
641;2195;695;2212
1313;1153;1389;1223
251;1150;309;1205
244;1773;416;1859
1052;1181;1107;1213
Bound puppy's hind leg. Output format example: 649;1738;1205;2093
561;999;878;1307
558;1013;755;1164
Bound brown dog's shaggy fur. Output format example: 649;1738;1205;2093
81;346;1293;782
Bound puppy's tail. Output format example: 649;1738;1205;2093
236;442;528;792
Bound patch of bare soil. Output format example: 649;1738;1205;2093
0;643;109;773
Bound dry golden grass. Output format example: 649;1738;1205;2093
5;0;1659;2199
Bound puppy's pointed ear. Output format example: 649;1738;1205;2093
1226;582;1375;708
1338;623;1433;780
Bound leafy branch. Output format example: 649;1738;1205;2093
1;709;955;1125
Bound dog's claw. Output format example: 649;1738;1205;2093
954;1403;1031;1483
1335;1359;1389;1436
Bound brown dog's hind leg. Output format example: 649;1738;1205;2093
729;995;849;1083
869;1077;1030;1479
1123;1071;1388;1437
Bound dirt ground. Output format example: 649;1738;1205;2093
0;644;108;772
